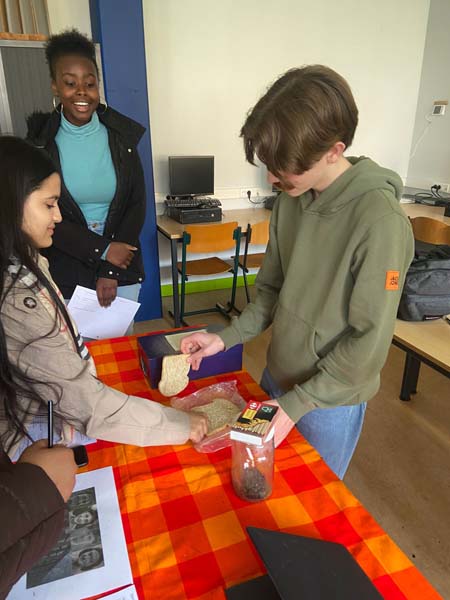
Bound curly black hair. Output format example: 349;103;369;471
45;28;98;80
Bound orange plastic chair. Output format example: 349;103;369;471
410;216;450;245
177;221;241;323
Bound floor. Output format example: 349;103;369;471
134;287;450;599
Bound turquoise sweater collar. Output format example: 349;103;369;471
59;111;100;137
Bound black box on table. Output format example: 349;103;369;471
137;326;243;389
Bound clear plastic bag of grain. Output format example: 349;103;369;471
170;380;246;452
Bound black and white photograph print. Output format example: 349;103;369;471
8;466;133;600
26;487;105;588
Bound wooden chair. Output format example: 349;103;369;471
410;216;450;245
235;220;270;309
177;221;241;324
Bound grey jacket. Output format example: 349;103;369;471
1;255;190;457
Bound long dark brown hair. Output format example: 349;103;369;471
0;136;81;452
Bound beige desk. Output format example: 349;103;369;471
400;202;450;224
393;318;450;400
393;203;450;399
157;207;271;240
157;208;271;327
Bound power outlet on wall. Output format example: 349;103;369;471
240;188;260;199
432;100;448;116
433;182;450;193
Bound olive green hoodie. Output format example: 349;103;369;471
219;157;414;422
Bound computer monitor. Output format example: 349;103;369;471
168;155;214;198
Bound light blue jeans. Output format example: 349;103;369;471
260;367;366;479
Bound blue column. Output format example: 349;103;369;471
89;0;162;321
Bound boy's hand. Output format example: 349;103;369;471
264;400;296;447
188;412;208;443
180;333;225;370
18;440;77;502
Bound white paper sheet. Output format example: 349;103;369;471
68;285;140;339
103;585;138;600
165;328;207;351
10;412;96;463
8;467;133;600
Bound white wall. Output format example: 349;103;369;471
42;0;433;283
143;0;430;203
46;0;91;36
407;0;450;190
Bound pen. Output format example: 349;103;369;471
48;400;54;448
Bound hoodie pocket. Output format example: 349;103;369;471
268;303;320;386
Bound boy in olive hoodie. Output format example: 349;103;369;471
180;65;414;478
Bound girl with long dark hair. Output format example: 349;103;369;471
0;138;80;593
0;136;207;459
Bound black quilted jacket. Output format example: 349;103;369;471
26;106;146;298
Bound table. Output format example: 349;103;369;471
393;203;450;400
393;318;450;400
157;208;271;327
82;334;441;600
400;202;450;224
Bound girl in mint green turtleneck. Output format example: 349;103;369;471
55;111;116;235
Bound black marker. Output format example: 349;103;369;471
48;400;54;448
47;399;89;466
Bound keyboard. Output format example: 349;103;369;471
165;197;222;209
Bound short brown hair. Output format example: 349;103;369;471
240;65;358;176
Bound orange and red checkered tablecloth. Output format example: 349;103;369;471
84;334;441;600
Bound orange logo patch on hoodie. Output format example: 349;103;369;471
385;270;400;290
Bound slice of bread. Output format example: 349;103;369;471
191;398;242;436
158;354;190;397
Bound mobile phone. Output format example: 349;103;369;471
72;445;89;467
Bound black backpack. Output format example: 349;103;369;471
398;241;450;321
